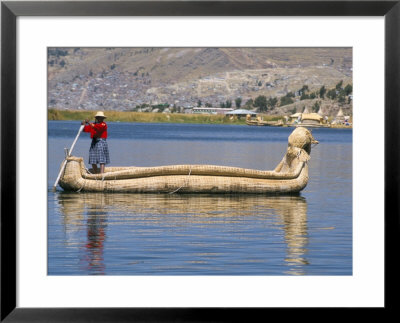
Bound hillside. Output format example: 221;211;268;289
48;47;352;116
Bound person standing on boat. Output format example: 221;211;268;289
81;111;110;174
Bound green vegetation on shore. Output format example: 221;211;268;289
48;109;282;125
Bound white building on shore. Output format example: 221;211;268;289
191;107;234;115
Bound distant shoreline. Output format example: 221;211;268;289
48;109;272;125
48;109;352;128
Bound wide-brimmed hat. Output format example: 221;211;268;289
95;111;107;118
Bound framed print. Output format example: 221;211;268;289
1;0;399;321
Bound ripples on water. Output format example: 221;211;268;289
48;121;352;275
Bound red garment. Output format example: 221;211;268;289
83;122;108;139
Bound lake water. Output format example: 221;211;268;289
48;121;352;275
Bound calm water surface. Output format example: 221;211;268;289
48;121;352;275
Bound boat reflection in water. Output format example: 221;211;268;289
56;192;309;275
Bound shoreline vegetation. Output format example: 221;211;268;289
48;109;277;125
48;109;352;128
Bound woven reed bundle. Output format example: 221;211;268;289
81;163;305;181
288;126;318;154
301;113;323;122
59;127;315;194
60;162;309;193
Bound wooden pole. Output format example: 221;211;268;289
52;124;84;191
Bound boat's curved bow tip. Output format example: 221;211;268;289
289;127;318;154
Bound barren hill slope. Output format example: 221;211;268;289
48;47;352;112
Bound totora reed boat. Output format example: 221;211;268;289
58;127;318;194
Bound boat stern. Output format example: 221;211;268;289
58;157;86;191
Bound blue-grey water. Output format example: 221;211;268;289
48;121;352;275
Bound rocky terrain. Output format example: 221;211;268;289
48;47;352;116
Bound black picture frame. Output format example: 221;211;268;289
1;1;399;321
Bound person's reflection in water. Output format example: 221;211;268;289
82;194;109;275
58;193;109;275
85;211;107;274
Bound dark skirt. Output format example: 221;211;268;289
89;138;110;164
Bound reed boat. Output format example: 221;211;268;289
58;127;318;194
246;115;284;127
294;113;331;128
295;124;331;128
246;120;284;127
245;119;259;126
